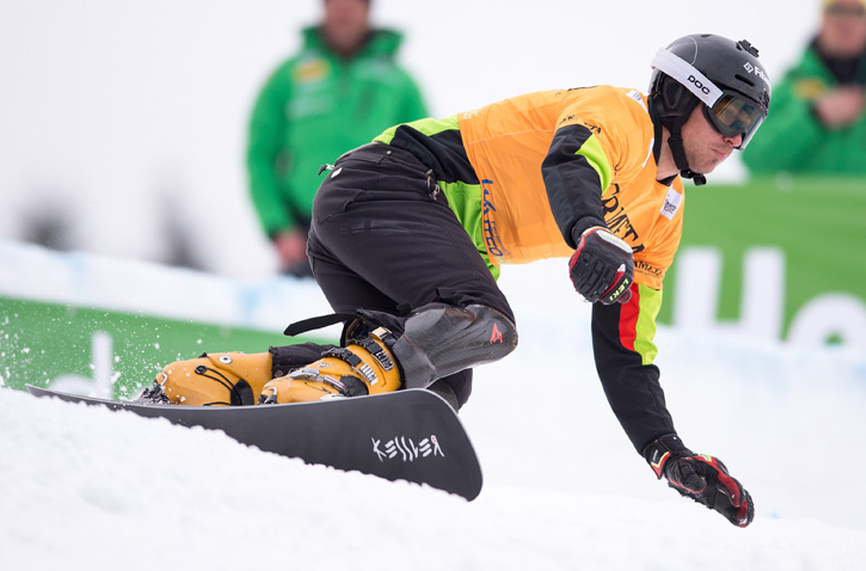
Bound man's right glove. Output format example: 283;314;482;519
568;226;634;304
644;434;755;528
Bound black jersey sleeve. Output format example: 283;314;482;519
590;289;678;453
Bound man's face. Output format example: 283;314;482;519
323;0;371;56
680;104;742;175
820;0;866;58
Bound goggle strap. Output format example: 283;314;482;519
651;49;723;108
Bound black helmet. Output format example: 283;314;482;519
649;34;771;184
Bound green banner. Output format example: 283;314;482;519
657;175;866;347
0;297;327;399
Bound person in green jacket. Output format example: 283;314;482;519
246;0;428;276
743;0;866;174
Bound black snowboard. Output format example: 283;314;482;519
25;384;483;501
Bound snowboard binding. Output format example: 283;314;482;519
259;325;402;404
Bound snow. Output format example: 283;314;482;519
2;255;866;570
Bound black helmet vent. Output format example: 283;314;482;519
735;74;756;87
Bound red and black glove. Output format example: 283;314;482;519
644;434;755;528
569;226;634;304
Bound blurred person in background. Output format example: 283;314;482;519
743;0;866;173
247;0;428;276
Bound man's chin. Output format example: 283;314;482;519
693;160;719;175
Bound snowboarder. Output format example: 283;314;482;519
146;34;769;527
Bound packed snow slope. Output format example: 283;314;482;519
2;258;866;570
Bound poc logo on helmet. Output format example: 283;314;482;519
687;75;711;95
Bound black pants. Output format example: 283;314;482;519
306;143;515;407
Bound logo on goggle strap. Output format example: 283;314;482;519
687;75;711;95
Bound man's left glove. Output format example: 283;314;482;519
569;226;634;304
644;434;755;528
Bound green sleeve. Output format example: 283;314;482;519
246;63;294;236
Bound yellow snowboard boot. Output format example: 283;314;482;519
259;327;401;404
140;352;273;406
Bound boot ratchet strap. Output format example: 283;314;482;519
322;347;378;386
354;331;395;371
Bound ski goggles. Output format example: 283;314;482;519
652;48;769;149
701;92;766;148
